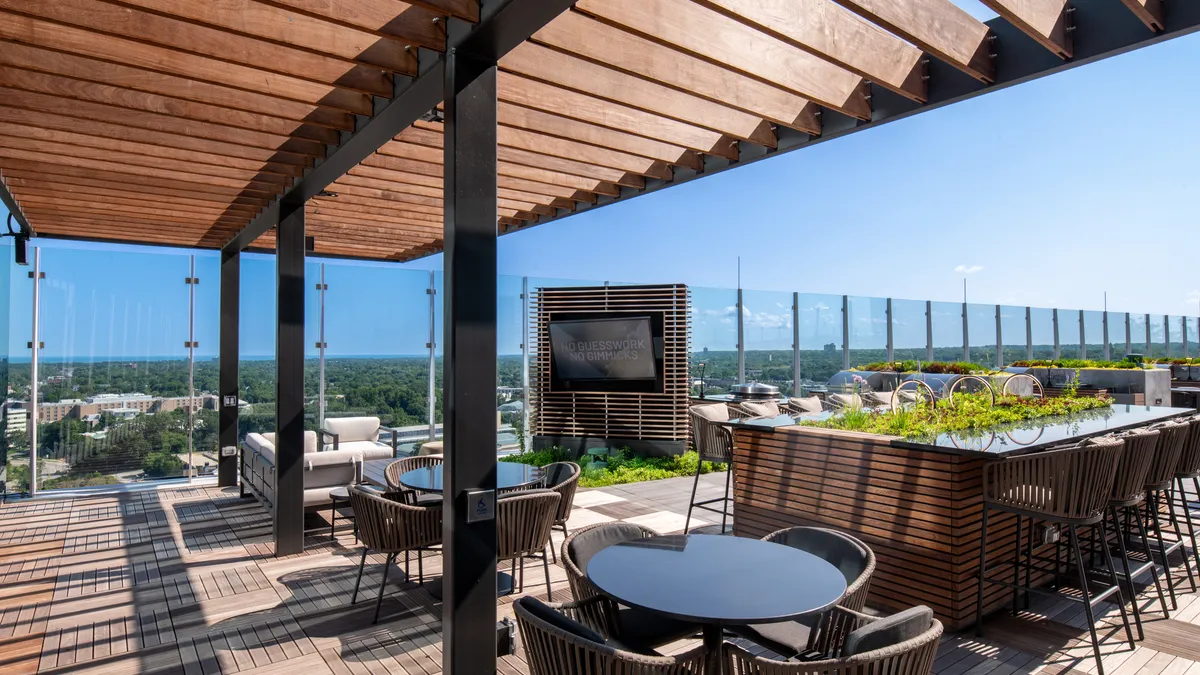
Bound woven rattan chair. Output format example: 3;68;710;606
383;455;443;506
687;403;735;534
498;489;560;599
514;596;706;675
1142;420;1198;604
730;526;877;659
561;522;701;652
1171;415;1200;589
542;462;581;564
783;395;830;416
348;486;441;624
976;438;1134;675
726;606;942;675
737;400;782;419
1104;428;1171;636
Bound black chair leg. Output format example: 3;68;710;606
1012;513;1023;615
1110;506;1144;640
1098;516;1137;650
975;507;989;637
1166;483;1199;593
1148;490;1180;610
1177;477;1200;589
1069;525;1107;675
721;464;732;533
684;458;703;534
543;552;553;600
417;548;424;585
373;552;394;625
1129;504;1170;619
351;549;367;605
1024;516;1034;610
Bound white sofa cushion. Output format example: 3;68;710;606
340;439;390;455
245;432;272;453
326;416;381;444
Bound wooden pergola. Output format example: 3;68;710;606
1;0;1194;261
1;1;1198;673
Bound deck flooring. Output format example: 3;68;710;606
1;473;1199;674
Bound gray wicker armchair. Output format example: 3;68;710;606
348;486;442;624
560;522;701;652
727;606;942;675
383;455;443;506
543;461;581;563
498;489;561;599
514;596;707;675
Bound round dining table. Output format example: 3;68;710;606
587;534;847;669
397;462;542;493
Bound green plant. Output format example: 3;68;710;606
855;361;991;375
502;447;724;488
800;391;1111;439
142;452;186;477
1009;358;1145;369
1063;369;1081;398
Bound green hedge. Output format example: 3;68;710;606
501;447;725;488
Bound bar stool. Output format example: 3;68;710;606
976;437;1135;675
1139;420;1196;606
686;403;735;534
1105;428;1171;636
1170;415;1200;584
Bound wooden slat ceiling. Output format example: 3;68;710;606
0;0;1173;261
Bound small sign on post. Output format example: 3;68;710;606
223;395;237;408
465;489;496;523
220;446;237;458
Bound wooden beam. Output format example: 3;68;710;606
978;0;1072;58
383;136;642;186
534;11;821;132
12;185;255;215
503;42;778;146
16;195;242;225
696;0;927;102
498;71;738;160
1119;0;1164;32
0;160;272;201
4;176;260;212
828;0;994;83
267;0;447;51
110;0;417;73
574;0;871;119
0;40;354;130
0;105;313;165
0;10;371;114
0;88;327;157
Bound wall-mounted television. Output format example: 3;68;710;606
548;312;665;393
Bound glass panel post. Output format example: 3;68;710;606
925;301;933;361
886;298;894;363
792;293;801;393
521;276;530;450
28;247;40;496
1052;309;1060;359
961;302;969;362
1079;309;1086;360
187;255;196;482
428;270;437;442
841;295;849;370
1125;313;1131;355
737;288;745;383
1025;307;1033;360
994;305;1002;368
317;263;326;429
1146;314;1152;354
1103;311;1110;361
1165;315;1171;357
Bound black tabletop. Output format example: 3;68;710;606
397;463;542;493
587;534;847;625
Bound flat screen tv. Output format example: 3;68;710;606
548;312;665;393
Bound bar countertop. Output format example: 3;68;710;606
723;405;1194;457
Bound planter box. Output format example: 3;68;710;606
1024;367;1170;406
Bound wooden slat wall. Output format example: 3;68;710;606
733;425;1053;630
531;284;690;444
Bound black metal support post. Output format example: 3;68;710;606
441;47;499;675
218;248;240;488
275;201;306;556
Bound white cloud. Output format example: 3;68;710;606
1185;289;1200;304
954;264;984;274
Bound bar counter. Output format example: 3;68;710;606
726;405;1192;630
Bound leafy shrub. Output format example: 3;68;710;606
143;452;186;477
801;392;1111;439
1009;358;1143;369
502;447;723;488
855;361;990;375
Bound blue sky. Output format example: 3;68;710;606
5;6;1200;358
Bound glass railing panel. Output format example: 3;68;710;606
319;261;431;454
0;237;15;497
930;301;964;362
1188;317;1199;358
891;299;927;363
795;293;843;388
1168;315;1185;357
190;253;220;478
742;289;795;394
498;275;526;450
1029;307;1055;360
305;260;322;433
1082;310;1105;360
690;285;740;393
998;305;1026;366
1148;315;1167;358
1129;313;1148;355
1109;313;1130;359
847;296;887;370
1057;310;1081;359
966;303;997;366
30;243;194;489
239;252;277;444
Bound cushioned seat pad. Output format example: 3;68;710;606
615;607;700;653
730;618;813;658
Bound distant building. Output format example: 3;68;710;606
107;407;141;421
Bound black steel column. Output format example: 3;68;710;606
275;201;306;555
218;248;240;488
442;46;498;675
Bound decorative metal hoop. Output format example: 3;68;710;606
891;379;937;411
1005;428;1046;446
1002;373;1044;399
946;375;996;407
950;431;996;452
